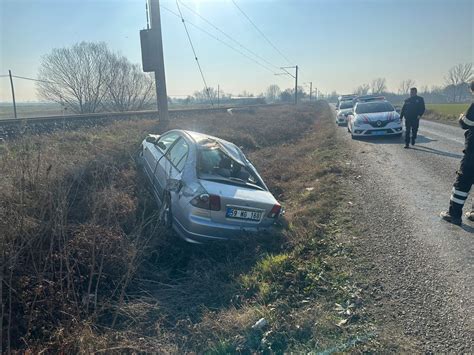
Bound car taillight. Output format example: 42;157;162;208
209;195;221;211
268;203;281;218
190;194;221;211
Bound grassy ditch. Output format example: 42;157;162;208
1;102;369;353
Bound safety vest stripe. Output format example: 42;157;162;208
451;196;466;205
452;188;469;197
461;114;474;126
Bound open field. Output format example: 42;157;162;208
0;102;255;120
424;103;470;123
426;103;469;116
0;102;65;118
1;103;377;353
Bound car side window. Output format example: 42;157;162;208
156;132;180;152
167;138;189;172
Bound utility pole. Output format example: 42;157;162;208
277;65;299;105
294;65;298;105
8;70;17;118
217;84;220;108
148;0;169;126
309;81;312;102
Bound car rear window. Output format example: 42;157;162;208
356;102;394;114
339;101;353;109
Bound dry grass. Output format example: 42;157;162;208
1;103;367;353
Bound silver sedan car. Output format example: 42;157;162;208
138;130;282;243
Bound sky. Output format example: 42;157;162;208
0;0;473;102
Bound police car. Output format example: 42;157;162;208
336;94;357;109
335;100;353;126
347;98;403;139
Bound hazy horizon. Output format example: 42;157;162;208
1;0;473;102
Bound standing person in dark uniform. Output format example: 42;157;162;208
440;81;474;225
400;87;425;148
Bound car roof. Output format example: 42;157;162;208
180;130;231;145
354;95;385;102
356;99;390;104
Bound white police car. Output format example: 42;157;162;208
347;100;403;139
335;100;354;126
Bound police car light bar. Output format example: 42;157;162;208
354;95;386;103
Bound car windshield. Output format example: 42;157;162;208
340;101;353;109
356;102;394;114
197;143;264;189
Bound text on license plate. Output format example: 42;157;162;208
226;208;262;221
372;130;386;135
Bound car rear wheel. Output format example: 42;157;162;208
159;192;173;229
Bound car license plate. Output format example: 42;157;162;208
372;130;386;135
226;207;262;221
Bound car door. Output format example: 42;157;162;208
145;132;181;200
163;137;190;221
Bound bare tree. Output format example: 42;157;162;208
265;84;281;102
354;84;370;96
370;78;387;94
37;42;112;113
398;79;416;95
445;63;473;102
193;87;217;104
105;55;155;112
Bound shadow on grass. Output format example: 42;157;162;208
139;230;285;326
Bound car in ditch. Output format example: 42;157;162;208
347;100;403;139
335;100;354;126
138;130;282;243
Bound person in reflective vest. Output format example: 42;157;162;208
440;81;474;225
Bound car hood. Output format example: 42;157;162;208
355;111;399;122
338;108;353;114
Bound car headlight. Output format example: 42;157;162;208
354;118;364;127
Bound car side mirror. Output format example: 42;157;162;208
167;179;182;192
157;141;167;150
145;136;158;144
396;108;401;113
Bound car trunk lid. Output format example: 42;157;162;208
199;179;278;226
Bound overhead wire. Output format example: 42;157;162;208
177;0;281;71
231;0;293;65
11;75;57;84
160;4;278;74
175;0;214;106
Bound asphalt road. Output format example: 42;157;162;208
337;118;473;352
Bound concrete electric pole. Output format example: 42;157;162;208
279;66;299;105
141;0;169;126
8;70;17;118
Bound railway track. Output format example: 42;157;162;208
0;103;284;139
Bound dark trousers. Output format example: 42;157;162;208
405;118;420;145
449;156;474;218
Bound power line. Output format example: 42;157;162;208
160;4;278;74
177;0;281;71
12;75;57;84
231;0;292;65
175;0;214;106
